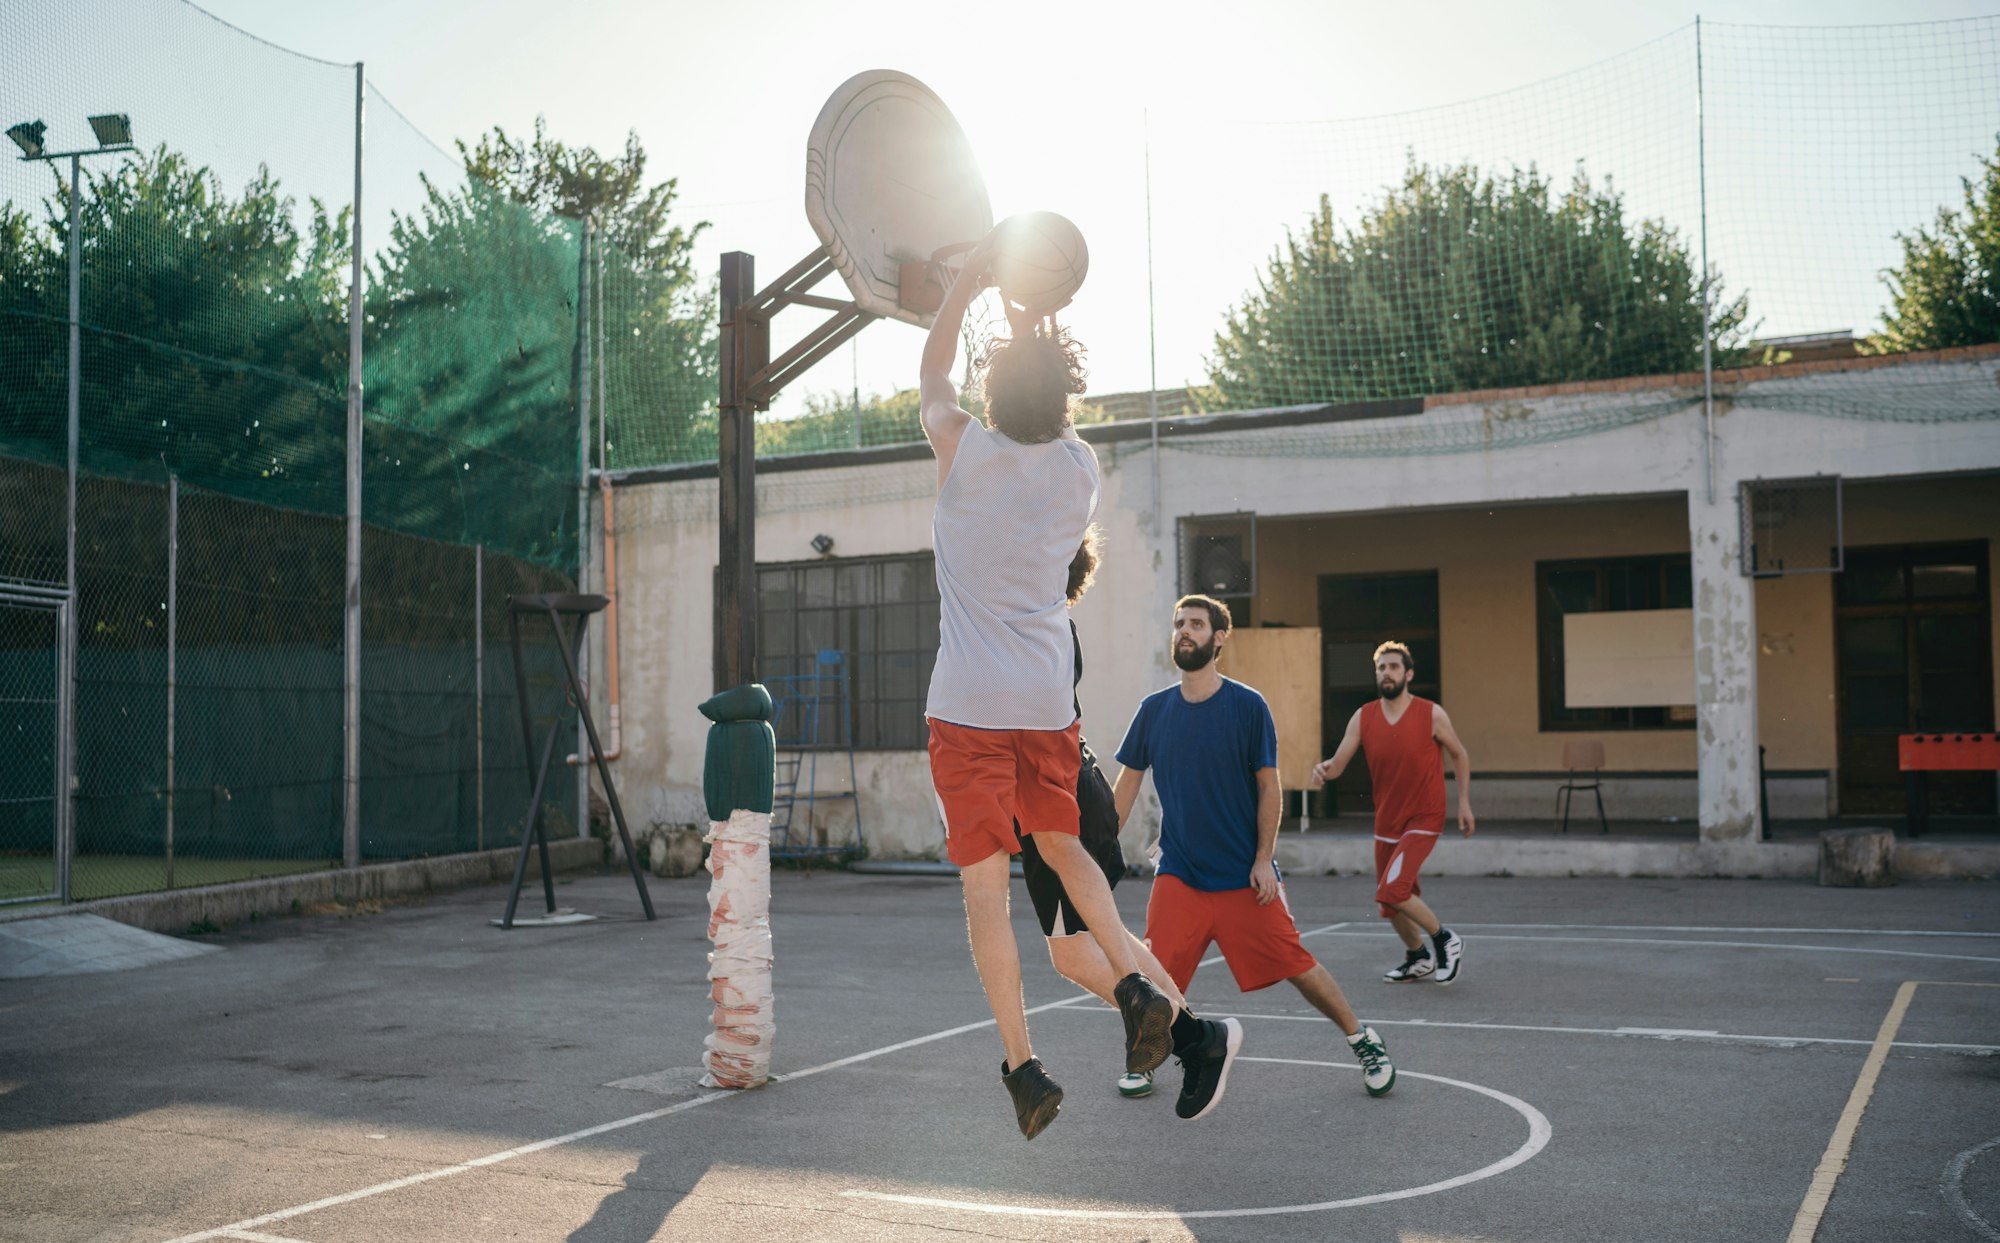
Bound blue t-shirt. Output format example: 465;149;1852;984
1115;677;1279;892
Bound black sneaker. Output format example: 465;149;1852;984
1113;973;1175;1074
1432;929;1465;984
1000;1057;1063;1140
1384;948;1434;983
1173;1017;1244;1121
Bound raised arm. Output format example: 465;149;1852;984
1309;708;1364;788
1432;705;1476;836
918;239;996;482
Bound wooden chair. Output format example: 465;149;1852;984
1557;740;1609;834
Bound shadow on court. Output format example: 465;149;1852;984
2;869;1997;1242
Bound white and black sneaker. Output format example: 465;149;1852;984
1346;1025;1396;1097
1384;947;1434;983
1431;928;1464;984
1116;1070;1154;1098
1173;1018;1244;1121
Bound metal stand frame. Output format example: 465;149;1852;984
499;592;654;928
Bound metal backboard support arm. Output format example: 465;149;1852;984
715;247;882;692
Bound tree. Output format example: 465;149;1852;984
1872;137;2000;354
362;180;582;560
0;148;350;500
1207;160;1750;410
460;119;717;469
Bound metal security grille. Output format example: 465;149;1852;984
0;591;63;905
1741;475;1844;577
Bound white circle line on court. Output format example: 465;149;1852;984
1942;1135;2000;1242
838;1058;1552;1221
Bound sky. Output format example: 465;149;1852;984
134;1;2000;415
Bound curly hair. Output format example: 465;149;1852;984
1065;525;1101;604
976;319;1088;445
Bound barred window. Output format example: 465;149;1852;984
757;553;938;750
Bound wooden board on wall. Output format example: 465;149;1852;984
1564;608;1695;708
1218;627;1323;789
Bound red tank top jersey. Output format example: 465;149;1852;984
1359;697;1446;839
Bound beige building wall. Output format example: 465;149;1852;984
1248;496;1696;775
1237;478;1999;793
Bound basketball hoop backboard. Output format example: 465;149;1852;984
804;70;992;328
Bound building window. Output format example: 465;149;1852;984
757;552;938;750
1536;554;1694;731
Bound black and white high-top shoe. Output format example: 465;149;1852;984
1432;928;1465;984
1383;947;1434;982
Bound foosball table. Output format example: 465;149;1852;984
1898;733;2000;835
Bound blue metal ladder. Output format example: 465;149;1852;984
766;649;865;862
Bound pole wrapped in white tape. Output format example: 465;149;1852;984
701;807;772;1088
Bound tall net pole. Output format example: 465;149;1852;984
575;212;593;839
58;153;79;903
165;475;177;889
1697;16;1715;504
343;61;365;870
1145;109;1161;525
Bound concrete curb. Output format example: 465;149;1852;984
1267;835;2000;880
0;838;606;935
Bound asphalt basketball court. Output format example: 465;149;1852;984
4;868;1997;1242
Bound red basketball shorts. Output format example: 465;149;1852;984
1374;828;1440;917
1144;872;1318;994
927;717;1081;868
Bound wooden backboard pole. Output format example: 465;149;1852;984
716;251;759;691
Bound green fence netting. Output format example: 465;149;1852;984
587;17;2000;477
1;0;586;902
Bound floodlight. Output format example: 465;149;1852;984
7;120;46;159
87;113;131;147
810;533;835;556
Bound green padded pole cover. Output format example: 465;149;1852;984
699;684;776;822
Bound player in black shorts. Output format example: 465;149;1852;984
1013;535;1239;1111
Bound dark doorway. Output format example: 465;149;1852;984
1835;541;1994;817
1317;571;1441;817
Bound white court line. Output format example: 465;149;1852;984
1306;929;2000;965
157;992;1098;1243
222;1231;316;1243
1452;922;2000;940
1158;1009;2000;1054
156;927;1366;1243
841;1056;1552;1220
1941;1136;2000;1242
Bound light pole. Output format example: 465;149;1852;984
10;113;136;902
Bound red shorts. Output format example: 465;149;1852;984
927;717;1081;867
1374;829;1439;917
1144;873;1318;994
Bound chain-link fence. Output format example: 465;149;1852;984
0;0;595;904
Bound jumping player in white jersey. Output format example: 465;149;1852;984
920;233;1203;1139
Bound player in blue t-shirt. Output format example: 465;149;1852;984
1113;594;1398;1107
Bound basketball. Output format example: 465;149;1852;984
990;211;1089;315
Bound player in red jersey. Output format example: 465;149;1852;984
1310;641;1477;984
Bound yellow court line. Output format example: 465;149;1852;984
1787;980;2000;1242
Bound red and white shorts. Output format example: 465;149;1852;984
1373;826;1440;917
927;717;1081;868
1145;873;1318;994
